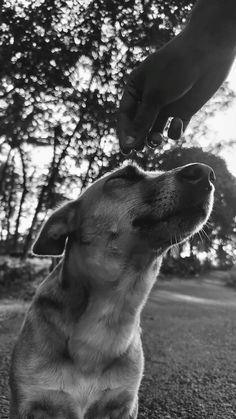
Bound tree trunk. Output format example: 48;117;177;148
6;157;16;252
13;145;28;250
22;78;95;259
0;147;11;195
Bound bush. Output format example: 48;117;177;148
161;255;202;278
224;266;236;288
0;256;50;300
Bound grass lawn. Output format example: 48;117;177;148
1;278;236;418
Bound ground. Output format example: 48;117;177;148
1;278;236;418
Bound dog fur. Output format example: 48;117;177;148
9;163;214;419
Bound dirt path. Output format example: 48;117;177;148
1;280;236;418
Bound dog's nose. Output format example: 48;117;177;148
177;163;216;188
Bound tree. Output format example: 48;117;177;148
157;147;236;269
1;0;235;268
0;0;197;254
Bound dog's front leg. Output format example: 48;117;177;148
85;407;134;419
85;393;138;419
11;390;79;419
130;399;138;419
103;404;137;419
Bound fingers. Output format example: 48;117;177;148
117;113;135;155
118;110;190;153
156;95;193;140
162;67;227;138
168;117;183;140
131;100;161;150
118;98;161;153
147;112;169;146
117;84;140;154
147;112;190;146
167;116;191;140
118;83;194;153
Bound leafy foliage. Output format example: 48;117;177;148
158;147;236;268
0;0;235;269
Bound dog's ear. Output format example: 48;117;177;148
32;200;80;256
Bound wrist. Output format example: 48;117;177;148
186;0;236;53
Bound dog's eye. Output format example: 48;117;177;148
104;175;137;193
106;176;131;186
105;166;145;189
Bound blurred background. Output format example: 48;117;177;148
2;2;236;417
0;0;236;292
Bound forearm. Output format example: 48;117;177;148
186;0;236;51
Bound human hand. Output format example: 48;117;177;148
117;28;235;154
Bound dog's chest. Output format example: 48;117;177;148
61;367;103;413
69;298;138;361
58;306;137;413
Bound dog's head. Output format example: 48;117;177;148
33;163;214;279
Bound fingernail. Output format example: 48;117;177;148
121;148;133;158
134;144;144;152
126;135;136;146
168;118;183;140
120;136;136;155
120;146;133;156
149;132;163;146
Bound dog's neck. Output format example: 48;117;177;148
57;241;162;365
61;240;162;322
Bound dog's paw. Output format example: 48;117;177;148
27;411;50;419
25;393;78;419
27;410;71;419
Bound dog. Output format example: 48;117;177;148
9;162;215;419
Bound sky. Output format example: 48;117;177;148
204;60;236;176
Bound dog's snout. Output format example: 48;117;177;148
177;163;215;188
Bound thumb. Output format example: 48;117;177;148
117;87;140;154
131;99;161;150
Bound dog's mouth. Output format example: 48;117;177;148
132;197;212;247
132;204;207;229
